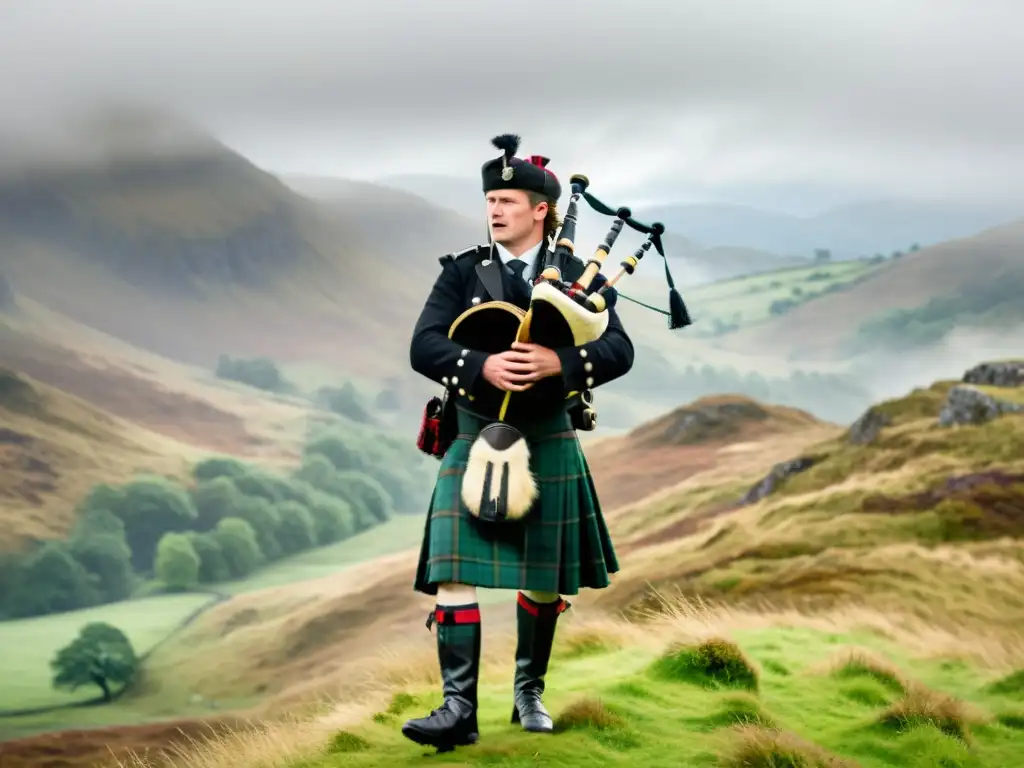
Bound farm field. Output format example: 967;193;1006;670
217;516;425;595
0;593;218;714
0;517;430;740
679;258;887;333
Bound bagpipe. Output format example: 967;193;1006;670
447;174;693;523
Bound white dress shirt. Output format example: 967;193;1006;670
493;239;545;283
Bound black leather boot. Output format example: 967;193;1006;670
401;603;481;752
510;592;569;733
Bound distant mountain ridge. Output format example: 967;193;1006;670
638;198;1021;260
718;216;1024;360
372;173;805;284
376;173;1019;261
0;129;444;378
281;174;484;264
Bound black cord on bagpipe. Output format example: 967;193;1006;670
577;188;692;330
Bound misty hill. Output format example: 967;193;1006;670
0;117;441;378
281;174;484;262
378;172;1019;262
590;362;1024;621
585;394;838;511
14;363;1022;766
0;365;193;551
719;216;1024;360
376;173;803;284
375;173;485;223
634;197;1021;260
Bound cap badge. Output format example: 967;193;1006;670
501;166;514;181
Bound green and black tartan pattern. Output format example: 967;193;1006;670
414;405;619;596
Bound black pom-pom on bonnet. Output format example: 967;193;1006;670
491;134;521;159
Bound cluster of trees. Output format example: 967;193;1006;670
215;354;403;424
0;423;433;620
814;243;921;265
767;272;873;319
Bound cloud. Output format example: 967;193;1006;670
2;0;1023;204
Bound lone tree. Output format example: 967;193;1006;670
51;622;138;702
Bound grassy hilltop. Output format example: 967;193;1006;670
714;218;1024;361
0;361;1013;768
3;113;1024;767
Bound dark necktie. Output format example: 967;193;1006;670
506;259;531;306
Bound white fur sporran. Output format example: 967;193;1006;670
460;422;538;522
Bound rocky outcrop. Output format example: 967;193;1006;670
963;361;1024;388
846;406;891;445
740;456;818;505
938;385;1024;427
630;397;771;447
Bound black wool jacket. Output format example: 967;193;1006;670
409;244;635;416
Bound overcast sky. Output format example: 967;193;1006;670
2;0;1023;211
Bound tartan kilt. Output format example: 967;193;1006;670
413;404;619;596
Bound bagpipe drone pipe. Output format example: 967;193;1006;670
448;174;693;523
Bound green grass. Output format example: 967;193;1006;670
682;259;885;334
218;516;425;594
0;517;432;738
0;593;217;712
281;625;1024;768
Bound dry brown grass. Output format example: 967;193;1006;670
0;296;372;549
651;635;760;691
59;588;1024;768
718;724;859;767
818;647;908;692
877;681;990;742
577;377;1024;642
0;366;198;549
131;552;427;709
586;394;843;517
1;307;319;463
110;714;339;768
552;696;625;732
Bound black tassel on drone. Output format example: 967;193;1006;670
668;284;692;330
663;254;692;330
651;222;692;330
491;133;521;159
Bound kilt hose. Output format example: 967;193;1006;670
414;403;619;596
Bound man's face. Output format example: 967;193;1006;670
486;189;546;247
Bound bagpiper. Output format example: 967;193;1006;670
403;133;635;752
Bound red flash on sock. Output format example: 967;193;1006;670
434;604;482;624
